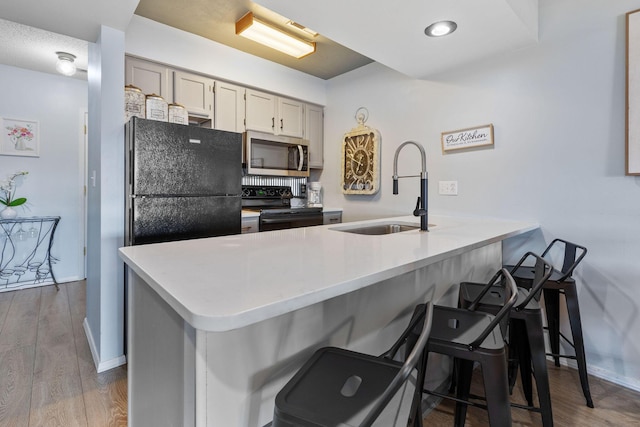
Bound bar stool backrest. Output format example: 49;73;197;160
359;302;433;427
541;239;587;282
509;251;554;308
467;268;518;349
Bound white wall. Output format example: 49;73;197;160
0;64;86;285
321;0;640;391
85;25;126;372
125;15;327;106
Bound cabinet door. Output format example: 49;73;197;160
278;97;304;137
246;89;276;133
125;57;172;101
174;71;214;121
306;104;324;168
323;212;342;225
214;81;246;133
241;216;259;233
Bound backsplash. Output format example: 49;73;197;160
242;176;307;197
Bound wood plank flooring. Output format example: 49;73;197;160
0;281;639;426
0;281;126;427
422;351;640;426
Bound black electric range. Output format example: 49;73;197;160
241;185;323;231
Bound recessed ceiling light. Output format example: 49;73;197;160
424;21;457;37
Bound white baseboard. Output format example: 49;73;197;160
83;317;127;373
551;356;640;393
0;275;85;293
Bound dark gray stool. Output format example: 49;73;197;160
271;303;433;427
506;238;593;408
459;252;554;427
421;268;518;427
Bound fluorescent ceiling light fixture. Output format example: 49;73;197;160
55;51;76;76
424;21;457;37
236;12;316;59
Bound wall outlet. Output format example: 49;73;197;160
439;180;458;195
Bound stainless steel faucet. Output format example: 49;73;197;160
392;141;428;231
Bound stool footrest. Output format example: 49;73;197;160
425;389;545;414
422;389;489;411
546;352;577;360
543;326;576;349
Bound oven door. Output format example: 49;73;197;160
259;211;323;231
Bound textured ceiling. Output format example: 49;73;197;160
133;0;373;80
0;18;88;80
0;0;138;42
257;0;539;79
0;0;539;82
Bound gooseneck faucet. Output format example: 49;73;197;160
392;141;428;231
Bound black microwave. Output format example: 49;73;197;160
243;131;310;177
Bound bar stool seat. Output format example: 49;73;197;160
459;252;554;427
271;303;433;427
420;268;519;427
505;238;593;408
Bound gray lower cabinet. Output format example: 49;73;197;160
323;211;342;225
241;216;259;233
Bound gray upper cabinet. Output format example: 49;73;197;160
306;104;324;169
214;81;246;133
245;89;305;138
125;57;172;102
277;97;304;138
245;89;277;134
124;57;323;161
173;70;214;122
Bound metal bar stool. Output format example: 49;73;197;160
421;268;518;426
459;252;554;427
270;302;434;427
506;238;592;408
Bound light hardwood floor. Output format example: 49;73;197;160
0;281;639;426
423;362;640;426
0;281;126;427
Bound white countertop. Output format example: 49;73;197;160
119;214;537;332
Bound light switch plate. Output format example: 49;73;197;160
439;181;458;195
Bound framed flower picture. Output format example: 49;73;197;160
1;118;39;157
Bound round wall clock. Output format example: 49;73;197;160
341;109;381;195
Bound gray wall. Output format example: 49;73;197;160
320;0;640;390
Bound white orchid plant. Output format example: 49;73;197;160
0;171;28;207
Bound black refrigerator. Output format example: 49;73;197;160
125;117;242;246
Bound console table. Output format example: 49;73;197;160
0;216;60;292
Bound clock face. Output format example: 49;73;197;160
350;148;370;178
342;130;380;194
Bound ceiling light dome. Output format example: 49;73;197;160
424;21;457;37
55;51;77;76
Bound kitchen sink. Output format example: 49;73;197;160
331;221;435;235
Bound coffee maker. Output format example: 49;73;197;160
307;182;322;207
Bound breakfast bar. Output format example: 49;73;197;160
119;214;538;427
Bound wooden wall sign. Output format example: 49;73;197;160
441;124;494;153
